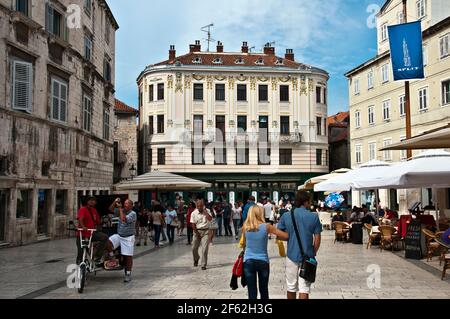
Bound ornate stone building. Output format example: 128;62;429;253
137;41;329;205
0;0;118;246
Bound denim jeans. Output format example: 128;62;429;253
216;216;223;236
167;225;176;244
153;225;161;246
233;219;241;238
223;218;232;236
243;259;270;300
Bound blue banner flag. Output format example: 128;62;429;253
388;21;424;81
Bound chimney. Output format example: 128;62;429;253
285;49;294;61
217;41;223;53
263;42;275;55
241;41;248;53
189;40;201;53
169;45;176;61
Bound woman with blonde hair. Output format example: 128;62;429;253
241;205;288;299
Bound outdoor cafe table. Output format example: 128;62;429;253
397;215;436;238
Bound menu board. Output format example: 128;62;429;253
405;220;423;260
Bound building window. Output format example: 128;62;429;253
216;115;226;141
17;189;32;219
83;94;92;132
193;115;203;135
149;84;154;102
193;83;203;101
237;84;247;101
316;117;322;136
51;78;67;123
237;116;247;132
16;0;30;16
213;58;222;64
368;70;374;89
381;23;388;42
280;149;292;165
149;116;154;136
104;59;112;83
157;83;164;100
354;78;360;95
416;0;426;19
419;87;428;110
400;136;407;161
440;34;449;59
55;190;67;215
192;147;205;165
316;149;323;166
382;100;390;121
105;18;111;45
192;57;202;64
236;148;249;165
355;111;361;129
84;0;92;14
280;85;289;102
84;35;92;61
11;59;33;112
214;148;227;165
355;144;362;164
368;142;376;161
258;148;271;166
258;85;268;102
397;11;404;24
368;106;375;125
147;148;152;167
157;149;165;165
443;80;450;106
46;4;66;40
423;44;428;66
383;139;392;161
157;115;164;134
280;116;290;135
381;64;390;83
316;87;322;103
215;84;225;101
235;58;244;64
399;95;406;116
139;89;142;107
103;107;110;140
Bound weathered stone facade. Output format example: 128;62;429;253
0;0;118;246
113;99;138;183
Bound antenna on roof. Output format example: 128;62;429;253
249;46;256;53
201;23;215;52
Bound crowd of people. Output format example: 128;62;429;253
75;192;323;299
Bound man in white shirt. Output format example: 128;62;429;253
190;199;213;270
263;199;274;239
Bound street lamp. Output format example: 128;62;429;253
129;164;137;180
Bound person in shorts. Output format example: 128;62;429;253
106;199;137;283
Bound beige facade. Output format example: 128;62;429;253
346;0;450;214
0;0;118;246
137;42;329;204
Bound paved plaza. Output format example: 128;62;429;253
0;231;448;299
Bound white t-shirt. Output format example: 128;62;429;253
190;208;212;230
232;207;242;220
263;203;273;219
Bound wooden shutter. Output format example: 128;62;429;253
12;60;33;111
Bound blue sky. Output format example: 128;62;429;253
109;0;385;115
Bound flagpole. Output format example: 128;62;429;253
403;0;412;159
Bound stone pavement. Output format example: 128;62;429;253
0;231;448;299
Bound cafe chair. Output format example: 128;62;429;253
333;222;349;244
422;229;441;262
364;223;380;250
379;225;403;252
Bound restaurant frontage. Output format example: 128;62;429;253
141;172;321;206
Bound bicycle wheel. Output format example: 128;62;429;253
78;263;87;294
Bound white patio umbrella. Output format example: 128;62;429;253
314;160;392;192
351;150;450;229
114;170;212;191
299;168;351;190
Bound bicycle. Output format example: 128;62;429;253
77;228;98;294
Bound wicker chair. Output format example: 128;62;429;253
379;225;403;252
364;223;380;249
435;238;450;280
333;222;350;244
422;229;441;262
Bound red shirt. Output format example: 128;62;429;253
77;206;101;238
186;207;195;227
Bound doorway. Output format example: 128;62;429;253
0;190;7;242
38;189;51;236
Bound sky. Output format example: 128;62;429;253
108;0;386;116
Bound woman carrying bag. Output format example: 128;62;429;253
241;205;288;299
